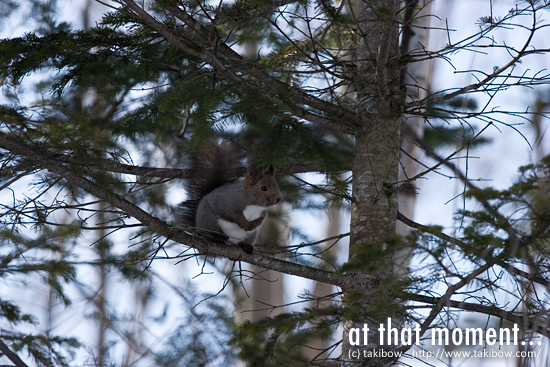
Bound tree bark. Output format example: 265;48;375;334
341;0;402;365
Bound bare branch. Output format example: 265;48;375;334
407;293;550;339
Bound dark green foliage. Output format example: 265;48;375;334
10;335;80;367
0;29;148;91
231;305;340;366
0;0;355;187
408;158;550;311
155;285;238;367
0;226;80;366
8;333;80;367
0;300;35;325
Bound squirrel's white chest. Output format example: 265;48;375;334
218;219;252;242
243;205;266;221
217;206;266;243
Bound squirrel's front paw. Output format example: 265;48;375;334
242;217;264;231
239;243;254;254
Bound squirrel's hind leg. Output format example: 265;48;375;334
239;230;258;254
238;243;254;254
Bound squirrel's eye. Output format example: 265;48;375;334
261;186;268;191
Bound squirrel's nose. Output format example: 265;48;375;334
275;195;281;203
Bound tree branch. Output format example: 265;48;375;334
63;160;353;179
0;340;29;367
407;2;538;111
407;292;550;339
117;0;360;133
0;133;353;288
397;211;550;288
401;122;521;254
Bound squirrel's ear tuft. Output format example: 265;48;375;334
267;165;276;176
246;164;263;186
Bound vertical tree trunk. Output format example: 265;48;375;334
341;0;402;365
235;208;289;367
88;252;108;367
303;200;342;362
248;207;289;322
123;284;151;366
96;222;108;367
395;0;432;271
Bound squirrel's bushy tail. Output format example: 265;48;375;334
180;139;242;228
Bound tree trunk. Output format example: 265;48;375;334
238;207;289;323
395;0;432;272
341;0;402;365
397;0;432;236
304;200;342;362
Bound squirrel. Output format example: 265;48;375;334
180;139;281;254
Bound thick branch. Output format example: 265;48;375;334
0;340;29;367
0;134;351;287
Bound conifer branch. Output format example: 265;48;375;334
163;2;362;128
397;211;550;288
0;133;350;288
401;122;521;254
399;262;493;352
117;0;360;133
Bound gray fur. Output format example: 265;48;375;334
180;140;281;253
